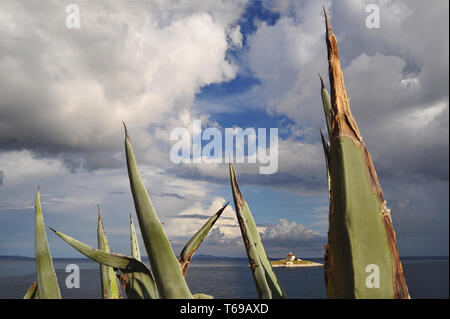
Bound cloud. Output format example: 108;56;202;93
159;192;187;200
172;213;234;221
203;218;327;257
242;1;331;128
0;0;246;171
0;170;3;185
240;0;449;185
162;137;327;195
204;227;242;247
165;197;239;239
340;53;449;183
260;219;326;256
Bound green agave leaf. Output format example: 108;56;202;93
229;164;286;299
35;188;61;299
119;272;156;299
322;8;409;299
24;281;39;299
320;129;331;198
130;214;141;261
124;123;192;299
50;227;157;299
97;207;121;299
178;203;228;276
319;72;332;193
193;293;214;299
319;74;333;140
121;214;149;299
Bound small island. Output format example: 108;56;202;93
271;252;323;268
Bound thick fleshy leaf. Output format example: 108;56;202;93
119;272;157;299
320;129;331;198
124;124;192;299
178;203;228;276
35;188;61;299
322;7;409;299
24;281;39;299
319;74;333;140
193;293;214;299
51;227;157;299
130;214;141;261
97;207;121;299
229;164;286;299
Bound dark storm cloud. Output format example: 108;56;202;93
159;192;187;200
171;213;234;221
329;0;449;184
162;165;327;194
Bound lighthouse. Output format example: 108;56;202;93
287;251;295;261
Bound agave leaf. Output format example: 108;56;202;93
322;7;409;299
193;293;214;299
123;123;192;299
229;164;286;299
97;207;121;299
320;129;331;198
178;203;228;276
120;214;150;299
51;227;157;299
24;281;39;299
130;214;141;261
35;188;61;299
319;74;333;140
119;272;156;299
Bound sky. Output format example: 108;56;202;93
0;0;448;259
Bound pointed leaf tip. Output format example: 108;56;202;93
323;6;334;38
97;205;102;221
319;73;325;90
122;121;128;138
178;203;228;276
216;203;229;217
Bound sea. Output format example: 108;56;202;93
0;256;448;299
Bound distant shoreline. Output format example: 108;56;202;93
271;262;323;268
271;259;324;268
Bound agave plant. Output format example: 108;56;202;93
21;11;412;300
97;206;121;299
229;164;286;299
24;188;61;299
178;203;228;276
23;281;39;299
51;226;158;299
48;125;228;299
320;8;409;299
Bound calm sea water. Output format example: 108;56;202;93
0;257;447;299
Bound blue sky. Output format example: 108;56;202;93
0;0;448;259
